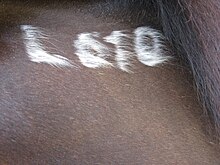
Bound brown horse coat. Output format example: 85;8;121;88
0;0;220;164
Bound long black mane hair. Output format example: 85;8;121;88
154;0;220;139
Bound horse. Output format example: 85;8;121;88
0;0;220;164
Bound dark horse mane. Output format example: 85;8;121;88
115;0;220;139
153;0;220;138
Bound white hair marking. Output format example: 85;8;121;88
134;27;169;66
21;25;170;72
74;32;113;68
21;25;73;67
104;31;134;72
